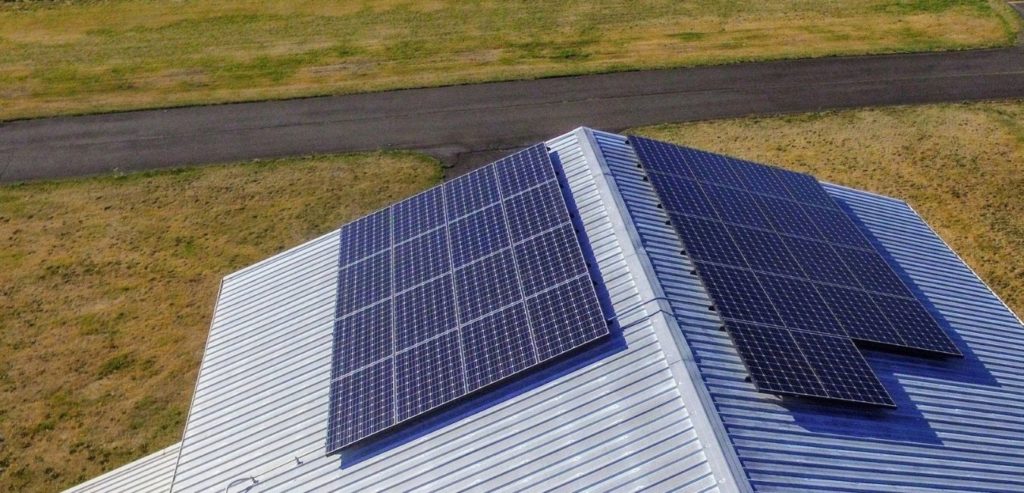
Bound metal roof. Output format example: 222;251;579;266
591;129;1024;492
68;128;1024;492
64;443;179;493
162;129;740;492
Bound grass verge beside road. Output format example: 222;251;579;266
0;0;1019;121
0;153;442;492
631;101;1024;317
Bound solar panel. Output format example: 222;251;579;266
630;136;960;407
327;144;611;453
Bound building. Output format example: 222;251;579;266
68;128;1024;492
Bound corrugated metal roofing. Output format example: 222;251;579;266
64;443;179;493
593;129;1024;492
165;129;737;492
69;127;1024;492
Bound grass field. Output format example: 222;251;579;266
0;0;1019;121
3;101;1024;491
0;153;442;492
631;101;1024;319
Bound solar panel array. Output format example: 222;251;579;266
629;136;960;407
327;144;610;453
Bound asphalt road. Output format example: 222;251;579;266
2;46;1024;182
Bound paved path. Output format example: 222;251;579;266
2;47;1023;182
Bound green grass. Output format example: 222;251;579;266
0;0;1018;121
0;152;442;492
631;100;1024;317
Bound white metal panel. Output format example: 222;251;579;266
64;443;180;493
165;131;728;492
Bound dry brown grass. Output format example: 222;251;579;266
0;153;442;492
0;0;1018;121
631;100;1024;317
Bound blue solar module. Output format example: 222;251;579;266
647;173;717;218
394;276;456;350
629;135;959;408
815;284;905;346
495;144;557;196
327;144;611;454
671;215;747;267
503;181;567;241
338;209;390;266
461;304;537;390
756;195;823;240
801;205;874;249
449;205;509;267
393;228;449;292
871;295;959;356
781;236;860;287
734;160;791;198
679;147;748;189
836;246;912;297
454;249;521;323
514;225;588;295
336;252;391;314
394;331;466;421
328;361;395;451
702;184;773;230
696;262;783;326
332;301;392;378
526;275;609;361
755;274;845;336
445;166;500;219
725;321;827;397
392;187;445;244
773;169;836;208
725;226;805;277
789;331;893;405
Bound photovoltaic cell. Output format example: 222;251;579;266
774;170;836;208
837;246;912;297
782;236;860;288
629;135;958;408
336;252;391;314
755;274;845;336
495;144;556;196
815;284;905;346
801;205;874;250
756;195;823;240
327;144;610;453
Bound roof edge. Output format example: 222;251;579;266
576;127;751;493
